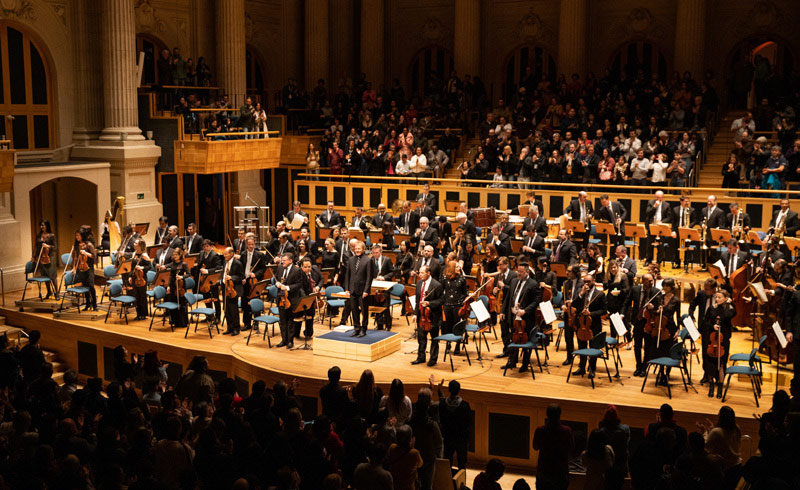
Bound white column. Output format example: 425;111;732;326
557;0;587;77
674;0;707;78
453;0;480;77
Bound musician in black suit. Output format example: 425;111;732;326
371;203;393;229
115;225;136;261
644;190;673;263
499;261;542;372
345;241;373;337
595;194;627;249
286;201;310;229
571;274;606;377
370;244;395;330
273;232;295;263
298;228;318;256
415;200;436;222
411;217;439;251
232;228;247;257
198;239;223;321
274;252;304;348
626;273;661;376
240;238;266;331
514;191;545;218
563;191;593;251
432;216;452;253
412;265;444;366
455;213;478;241
487;223;512;257
699;195;727;261
415;183;437;210
520;225;545;262
397;201;420;234
499;214;515;237
719;239;748;288
725;203;751;244
350;207;369;232
184;223;203;255
520;206;547;238
164;225;184;251
154;216;169;246
671;196;699;266
689;278;719;384
412;245;441;283
552;229;578;266
319;201;342;228
153;241;174;269
561;265;584;363
297;257;323;340
770;198;800;237
221;247;244;336
614;245;638;285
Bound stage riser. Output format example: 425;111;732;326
0;306;761;472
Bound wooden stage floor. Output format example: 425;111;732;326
1;272;779;467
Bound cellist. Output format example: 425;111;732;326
34;220;57;299
498;259;540;372
701;289;735;398
128;239;151;321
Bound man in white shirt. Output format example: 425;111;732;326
395;153;411;180
730;112;755;141
494;116;513;139
651;153;669;185
630;149;651;188
620;130;642;160
409;146;427;176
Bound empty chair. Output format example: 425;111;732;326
22;261;52;302
185;292;219;339
105;282;136;324
149;286;179;331
246;298;279;347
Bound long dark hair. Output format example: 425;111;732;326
586;429;608;460
388;378;405;410
39;220;52;234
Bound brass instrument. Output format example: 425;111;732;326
733;211;746;244
701;217;709;250
282;214;289;226
366;221;379;232
344;220;352;229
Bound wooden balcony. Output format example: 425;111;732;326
173;137;283;174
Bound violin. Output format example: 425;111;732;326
512;305;528;343
76;242;89;272
39;241;51;265
176;275;186;298
418;287;433;331
225;277;237;298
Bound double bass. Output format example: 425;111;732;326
730;262;754;329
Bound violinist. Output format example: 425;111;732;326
198;239;222;323
499;260;540;372
240;238;266;332
648;278;680;386
413;245;441;282
395;240;415;284
534;257;557;291
232;227;247;257
165;225;184;251
441;261;468;355
221;247;244;336
115;225;136;263
411;265;444;367
626;273;660;377
370;244;394;330
456;238;476;277
561;265;584;365
493;256;517;356
521;224;545;262
572;275;606;378
689;278;718;385
701;289;735;398
297;257;322;341
411;217;439;253
166;248;190;329
128;239;151;321
582;243;604;278
273;232;295;263
34;220;57;299
603;259;630;335
274;252;303;347
294;239;313;266
72;228;97;311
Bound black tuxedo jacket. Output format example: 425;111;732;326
274;263;305;302
416;192;437;210
286;210;310;228
645;200;673;225
233;238;247;256
240;250;267;280
564;199;594;222
154;247;174;267
552;239;577;265
725;212;751;233
595;201;628;237
672;205;699;230
414;278;444;316
350;215;369;231
412;227;439;248
701;206;726;229
562;277;584;305
627;285;661;324
770;209;800;237
501;276;541;320
416;205;436;222
415;256;442;281
370;255;395;281
154;227;168;246
521;216;548;238
168;237;184;250
574;288;607;332
397;211;420;233
719;250;749;278
500;222;515;237
488;232;511;257
184;234;203;254
372;212;393;229
222;258;245;296
689;289;715;328
275;241;295;258
346;253;374;296
319;210;341;228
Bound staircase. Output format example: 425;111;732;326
697;111;745;188
444;137;481;179
0;315;71;384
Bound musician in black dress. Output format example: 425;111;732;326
395;240;415;284
441;261;468;354
275;252;304;347
34;220;58;299
603;259;630;337
648;278;680;385
166;248;190;329
127;239;151;320
370;244;395;330
456;239;476;278
572;274;606;378
701;289;735;398
240;238;266;331
412;265;444;366
346;241;373;337
321;238;340;271
221;247;244;336
72;228;97;310
198;239;223;323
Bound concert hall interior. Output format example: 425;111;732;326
1;0;800;489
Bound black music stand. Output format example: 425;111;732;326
648;223;672;266
292;293;319;350
153;270;170;288
248;279;269;299
678;227;700;273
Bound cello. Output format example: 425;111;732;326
730;262;753;329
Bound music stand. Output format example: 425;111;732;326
184;253;199;270
349;228;365;242
747;231;764;248
321;267;335;284
115;258;132;276
147;244;163;257
290;229;302;241
263;266;275;281
565;220;586;236
248;279;269;299
394;232;411;245
510;239;523;254
368;231;382;245
649;223;672;265
625;224;648;264
444;200;461;213
133;222;150;237
678;227;701;272
518;204;531;216
784;236;800;260
550;263;567;278
153;269;171;287
594;221;617;258
710;229;732;250
199;270;221;294
292;293;319;350
707;262;725;285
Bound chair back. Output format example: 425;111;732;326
103;265;118;277
669;343;686;360
184;292;197;306
64;271;75;286
184;276;196;290
147;270;157;284
678;328;690;342
109;282;123;297
544;248;552;260
589;332;605;349
249;298;265;315
267;285;279;299
326;285;344;299
757;335;767;350
748;348;760;365
152;286;166;301
389;283;405;298
552;290;563;307
453;319;467;337
24;261;35;275
478;295;489;309
61;253;72;266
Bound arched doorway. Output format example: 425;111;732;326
246;45;266;105
29;177;98;263
408;45;453;100
0;21;55;150
726;36;796;108
136;33;168;86
608;40;668;81
503;44;556;101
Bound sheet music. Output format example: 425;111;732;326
773;322;788;349
471;299;491;323
749;282;768;304
682;316;701;342
713;259;726;278
370;280;397;290
408;295;417;311
539;301;557;324
333;325;354;333
610;313;628;337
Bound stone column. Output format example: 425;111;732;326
360;0;384;86
305;0;329;91
674;0;707;78
99;0;144;141
329;0;355;86
453;0;480;78
282;0;303;86
557;0;587;77
215;0;247;106
71;0;104;144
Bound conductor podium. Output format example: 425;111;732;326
313;329;401;362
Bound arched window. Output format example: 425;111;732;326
409;46;453;99
246;46;265;102
609;41;667;81
136;33;168;86
0;22;53;150
504;44;556;101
